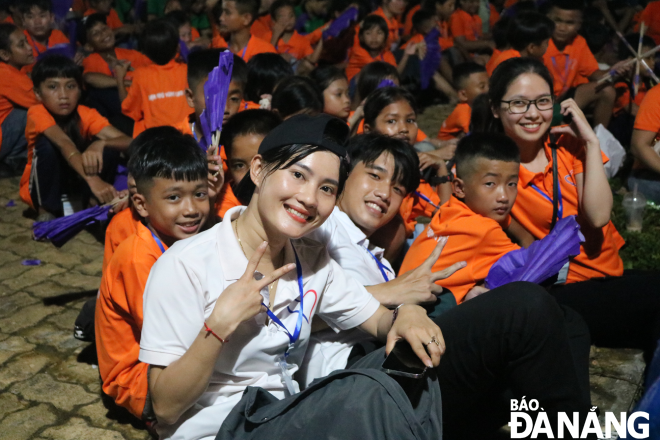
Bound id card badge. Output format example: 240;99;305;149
278;348;296;396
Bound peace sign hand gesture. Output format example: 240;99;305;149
207;241;296;340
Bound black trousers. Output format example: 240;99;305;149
550;270;660;363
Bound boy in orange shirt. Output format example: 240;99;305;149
400;132;521;303
95;127;215;420
19;0;70;60
0;23;38;175
438;62;488;140
486;11;554;76
543;0;628;129
372;0;406;48
84;0;137;38
267;0;321;74
118;19;189;137
217;0;277;61
449;0;494;60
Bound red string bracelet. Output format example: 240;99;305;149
204;322;228;344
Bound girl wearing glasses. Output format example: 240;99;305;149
476;57;660;368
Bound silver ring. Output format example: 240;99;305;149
428;336;440;347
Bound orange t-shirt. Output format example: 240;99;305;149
24;29;70;59
20;104;110;209
542;35;599;98
400;33;422;50
102;207;141;272
0;63;38;148
400;181;441;237
438;102;471;140
449;9;483;41
82;48;152;82
372;7;401;48
267;30;314;60
512;134;625;283
251;15;273;41
121;59;190;137
304;26;324;46
95;221;167;419
211;33;228;49
72;0;90;13
486;48;520;76
437;20;454;50
346;44;397;81
400;195;519;303
489;4;500;29
613;81;647;116
229;36;277;62
635;1;660;45
632;83;660;170
403;4;421;37
84;8;123;29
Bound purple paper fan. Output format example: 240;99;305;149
198;51;234;150
377;79;396;89
179;39;190;62
420;28;441;90
33;205;111;247
485;215;584;289
323;7;358;40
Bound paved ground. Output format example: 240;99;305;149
0;105;647;439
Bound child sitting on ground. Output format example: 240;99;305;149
95;127;215;420
0;23;38;175
371;0;406;49
486;11;554;75
19;0;70;62
438;62;488;140
20;55;131;220
216;0;277;61
84;0;137;38
449;0;494;62
163;10;211;52
118;19;189;137
267;0;321;75
399;132;521;303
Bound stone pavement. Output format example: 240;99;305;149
0;109;647;438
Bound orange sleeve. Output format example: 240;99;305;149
123;49;152;69
438;104;471;140
416;128;428;142
305;26;324;46
575;41;599;80
82;53;111;76
383;50;397;68
212;34;228;48
78;106;111;138
0;68;38;110
108;9;124;29
215;181;242;218
95;236;156;418
449;11;468;38
346;45;370;81
634;84;660;133
49;29;70;45
28;104;57;135
403;5;421;36
102;208;140;272
399;181;440;236
489;5;500;29
121;70;144;122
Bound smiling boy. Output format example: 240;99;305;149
400;132;522;303
19;0;70;60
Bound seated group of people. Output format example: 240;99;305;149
0;0;660;438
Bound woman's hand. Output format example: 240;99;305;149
206;241;296;340
551;98;599;148
386;304;445;368
86;176;118;204
82;140;105;176
369;237;466;307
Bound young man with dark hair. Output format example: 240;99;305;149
217;0;277;61
19;0;69;62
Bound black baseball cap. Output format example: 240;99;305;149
258;113;349;157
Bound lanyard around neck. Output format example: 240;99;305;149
365;247;391;282
414;190;440;209
150;230;166;254
261;245;304;356
551;55;572;96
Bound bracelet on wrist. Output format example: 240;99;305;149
67;151;80;161
392;304;404;326
204;322;228;344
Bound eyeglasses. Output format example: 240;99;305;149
500;96;554;114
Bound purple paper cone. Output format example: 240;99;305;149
420;28;441;90
323;7;358;40
485;215;584;289
33;205;111;247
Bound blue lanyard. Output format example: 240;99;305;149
530;182;563;220
262;245;304;356
240;39;249;60
365;247;391;282
551;55;571;96
190;122;208;150
28;33;44;56
414;191;440;210
150;230;166;253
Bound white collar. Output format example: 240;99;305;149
332;207;386;260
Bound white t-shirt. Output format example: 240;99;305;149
298;207;396;388
139;206;380;440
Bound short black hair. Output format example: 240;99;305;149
412;9;435;34
32;54;82;89
233;0;259;23
507;12;554;52
347;133;421;195
549;0;585;13
310;65;347;92
452;62;486;90
454;132;520;179
356;61;399;101
0;22;17;53
187;49;248;91
18;0;52;15
359;14;388;48
221;109;282;158
491;15;510;50
128;126;208;194
271;76;324;119
139;19;179;65
363;86;418;129
270;0;295;18
245;52;293;102
81;13;108;46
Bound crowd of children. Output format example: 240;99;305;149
1;0;660;437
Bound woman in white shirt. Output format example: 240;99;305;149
139;114;448;440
